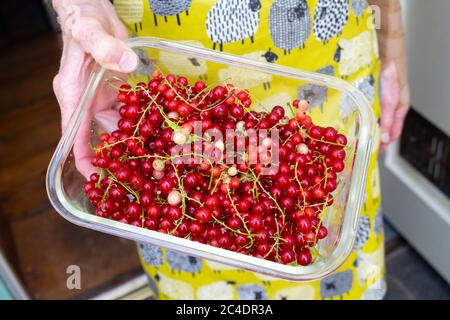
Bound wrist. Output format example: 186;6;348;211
372;0;406;63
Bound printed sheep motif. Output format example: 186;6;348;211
356;75;375;104
196;281;235;300
113;0;144;32
351;0;367;22
320;270;354;299
297;65;335;111
297;84;327;110
237;284;268;300
138;243;163;266
334;31;373;77
135;48;154;76
354;216;371;250
148;0;192;26
355;245;384;286
217;51;273;90
262;48;279;63
165;250;203;274
314;0;349;43
339;95;357;120
317;65;335;77
158;40;208;80
154;272;194;299
274;285;316;300
269;0;311;54
206;0;262;51
361;277;386;300
340;74;375;118
374;206;383;237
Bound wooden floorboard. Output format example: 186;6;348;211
0;32;142;299
0;35;62;115
10;208;140;300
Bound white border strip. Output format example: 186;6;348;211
384;141;450;224
91;274;150;300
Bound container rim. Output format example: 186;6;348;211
46;36;375;281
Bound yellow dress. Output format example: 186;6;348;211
114;0;385;300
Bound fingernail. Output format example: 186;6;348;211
119;51;137;72
381;132;390;143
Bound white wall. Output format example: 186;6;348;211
402;0;450;135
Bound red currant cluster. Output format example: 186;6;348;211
83;71;348;266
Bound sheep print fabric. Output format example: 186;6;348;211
113;0;385;300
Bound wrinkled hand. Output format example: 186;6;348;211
375;0;410;152
379;60;410;153
52;0;139;177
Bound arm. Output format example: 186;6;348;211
369;0;410;151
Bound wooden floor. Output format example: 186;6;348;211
0;33;142;299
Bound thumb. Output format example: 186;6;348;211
71;18;139;73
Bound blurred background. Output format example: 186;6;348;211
0;0;449;300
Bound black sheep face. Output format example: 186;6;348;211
296;2;308;17
262;49;278;63
320;270;353;298
188;57;201;67
249;0;262;12
334;45;342;63
288;2;307;22
237;284;268;300
319;6;328;19
166;251;202;273
303;89;315;101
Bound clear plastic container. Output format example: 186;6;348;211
46;37;375;281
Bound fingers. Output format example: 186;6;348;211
74;90;121;179
53;37;94;178
389;105;409;142
70;18;138;72
96;109;121;133
379;60;410;153
52;0;68;14
390;85;410;142
55;0;138;72
53;0;133;178
73;114;95;179
56;72;96;180
54;39;91;132
99;0;130;40
380;105;408;154
379;61;400;149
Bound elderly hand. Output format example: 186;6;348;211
374;0;410;152
52;0;139;177
379;59;410;153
